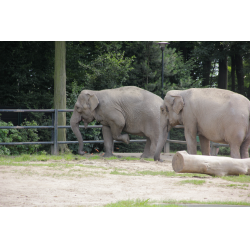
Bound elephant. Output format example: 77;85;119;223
154;88;250;161
70;86;163;158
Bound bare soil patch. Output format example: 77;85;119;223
1;153;250;207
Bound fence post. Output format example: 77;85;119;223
210;141;217;156
53;109;58;155
51;112;54;155
164;133;170;153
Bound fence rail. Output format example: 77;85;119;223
0;109;223;155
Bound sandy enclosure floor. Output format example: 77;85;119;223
0;153;250;207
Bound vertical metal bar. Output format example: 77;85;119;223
51;112;54;155
161;49;164;99
210;141;217;156
53;109;58;155
164;133;170;153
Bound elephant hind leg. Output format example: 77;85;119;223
141;136;158;159
229;130;247;158
240;127;250;158
240;140;250;158
230;144;241;158
198;135;210;155
140;137;151;158
109;115;130;144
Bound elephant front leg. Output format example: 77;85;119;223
102;125;114;157
184;128;197;155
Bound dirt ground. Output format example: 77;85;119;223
0;152;250;207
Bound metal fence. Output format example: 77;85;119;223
0;109;224;155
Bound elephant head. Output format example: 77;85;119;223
70;90;99;155
154;94;184;161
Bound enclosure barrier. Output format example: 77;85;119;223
0;109;223;155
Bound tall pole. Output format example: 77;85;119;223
157;42;169;99
161;47;164;99
157;42;169;153
54;41;66;154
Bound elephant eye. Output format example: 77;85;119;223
161;105;168;113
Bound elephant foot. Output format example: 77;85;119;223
122;134;130;144
78;150;86;155
140;153;153;159
103;152;114;158
153;156;163;162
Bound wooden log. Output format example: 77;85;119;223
172;151;250;176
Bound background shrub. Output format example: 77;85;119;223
0;119;40;155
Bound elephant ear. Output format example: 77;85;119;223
87;93;99;112
171;95;184;114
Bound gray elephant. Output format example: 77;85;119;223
70;86;163;158
154;88;250;161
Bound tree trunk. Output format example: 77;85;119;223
231;54;236;92
202;60;211;87
54;41;67;154
218;57;228;89
172;151;250;176
235;53;244;95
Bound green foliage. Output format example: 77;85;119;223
0;120;16;155
218;147;230;156
121;42;161;89
0;119;40;155
79;51;134;90
169;128;186;151
163;48;199;91
0;41;54;109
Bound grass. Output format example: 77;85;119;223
178;180;206;185
105;199;181;207
221;175;250;183
110;169;209;178
110;169;137;176
160;199;250;206
105;199;250;207
224;184;249;189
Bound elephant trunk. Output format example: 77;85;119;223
70;111;85;155
154;121;170;161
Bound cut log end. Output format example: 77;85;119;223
172;151;186;173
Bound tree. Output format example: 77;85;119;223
217;42;228;89
78;51;134;91
0;41;54;108
54;41;67;154
235;52;244;94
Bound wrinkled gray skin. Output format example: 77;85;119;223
154;88;250;161
70;86;162;158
